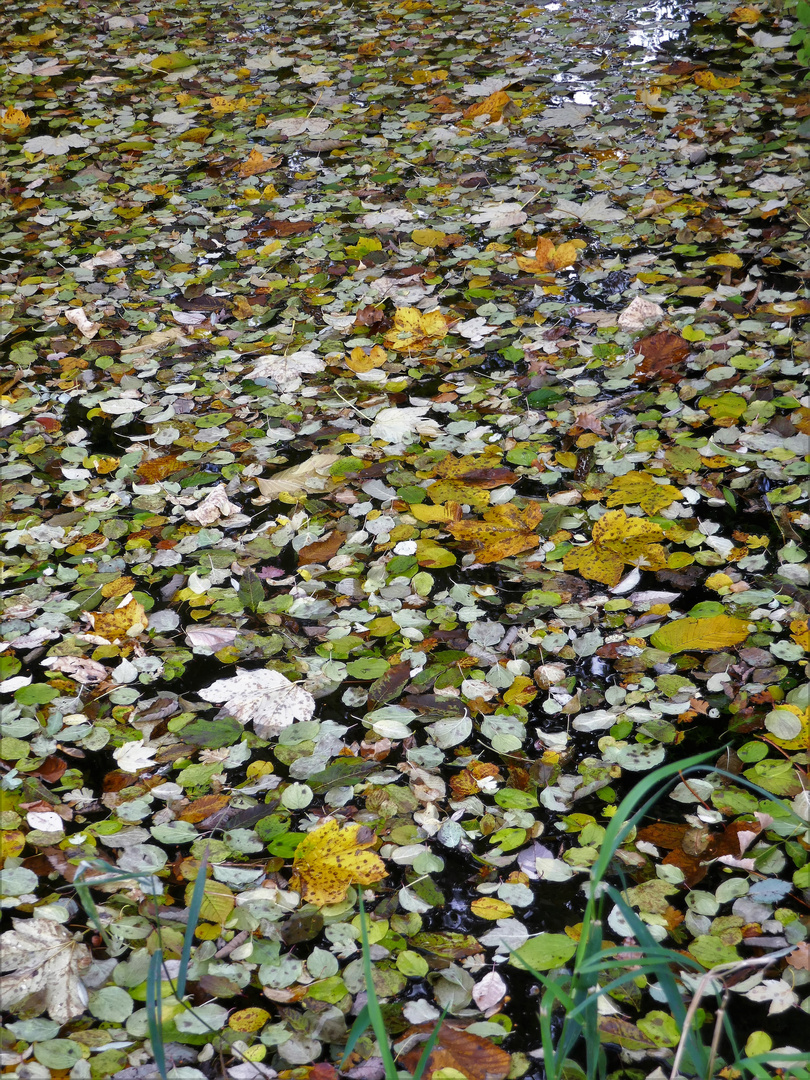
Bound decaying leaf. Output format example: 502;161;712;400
0;918;91;1024
563;509;666;588
400;1023;511;1080
516;235;584;273
88;597;149;642
605;472;682;514
199;668;316;738
254;453;340;498
290;820;387;906
448;502;544;563
185;483;243;525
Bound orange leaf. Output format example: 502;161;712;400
400;1024;511;1080
463;89;512;121
237;147;281;178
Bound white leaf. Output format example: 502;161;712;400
80;249;125;270
472;971;507;1011
184;483;242;525
245;50;294;69
551;193;627;222
0;917;91;1024
199;667;316;738
617;296;665;331
64;307;100;338
361;209;415;229
185;627;241;651
113;740;158;773
23;133;90;154
749;174;802;192
538;103;591;128
248;350;325;391
469;201;527;228
751;31;793;47
26;811;64;833
254;453;339;498
153;109;195;127
369;406;441;444
41;656;109;683
462;77;513;97
745;980;798;1015
266;117;330;137
455;317;498;344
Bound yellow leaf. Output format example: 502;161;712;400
706;253;743;268
0;107;31;135
693;71;740;91
637;86;669;114
231;295;254;320
420;309;449;338
470;897;515;920
427;478;491;511
412;228;446;247
90;598;148;642
650;614;751;653
346;345;388;373
563;509;665;588
463;89;514;121
516;235;582;273
410;502;462;524
503;676;537;706
229;1008;271;1033
237;147;281;178
184;878;235;924
448;503;543;564
100;576;137;599
605;472;682;514
729;5;763;22
790;619;810;652
763;705;810;751
290;820;387;908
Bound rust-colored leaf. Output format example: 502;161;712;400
298;529;345;566
400;1023;511;1080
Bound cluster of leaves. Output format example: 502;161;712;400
0;0;809;1077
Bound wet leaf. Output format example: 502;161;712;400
290;820;387;907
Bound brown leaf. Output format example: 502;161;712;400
177;794;231;824
137;454;188;483
258;219;314;237
298;529;345;566
400;1024;511;1080
632;331;691;384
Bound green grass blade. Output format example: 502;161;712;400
357;898;399;1080
146;948;167;1080
411;1007;448;1080
175;852;207;1002
341;1003;373;1068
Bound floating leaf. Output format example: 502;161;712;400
650;614;751;654
0;918;91;1024
605;472;682;514
199;668;316;738
448;502;543;563
290;821;387;907
563;509;666;588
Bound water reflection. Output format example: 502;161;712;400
627;0;691;57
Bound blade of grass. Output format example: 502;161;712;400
147;947;167;1080
411;1006;449;1080
356;897;399;1080
174;852;207;1002
341;1002;373;1068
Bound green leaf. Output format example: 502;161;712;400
238;568;265;612
510;933;577;971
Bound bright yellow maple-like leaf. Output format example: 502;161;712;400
237;147;281;178
605;472;682;514
516;236;584;274
346;345;387;373
650;613;752;654
729;6;763;22
90;598;149;642
384;307;449;352
0;107;31;136
290;820;387;907
693;71;740;91
790;618;810;652
563;509;666;588
463;89;517;121
448;502;544;563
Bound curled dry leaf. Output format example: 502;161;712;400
185;483;242;525
254;453;340;498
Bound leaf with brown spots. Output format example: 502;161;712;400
290;820;387;907
448;502;544;563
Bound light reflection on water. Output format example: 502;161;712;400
627;0;691;57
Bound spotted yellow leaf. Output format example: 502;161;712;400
290;820;387;908
89;598;148;642
605;472;682;514
448;502;544;563
563;509;666;588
